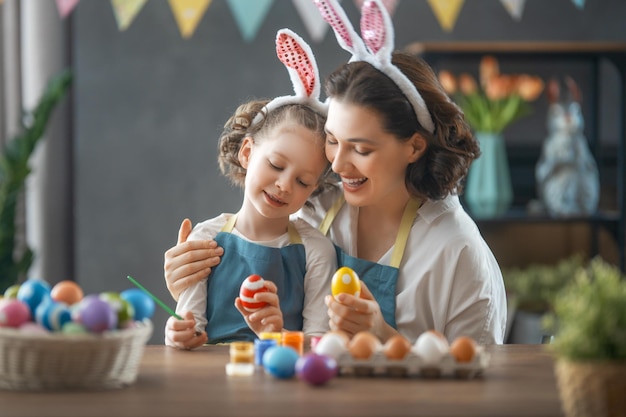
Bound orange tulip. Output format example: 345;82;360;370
438;70;457;94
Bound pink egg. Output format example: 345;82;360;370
0;299;31;328
19;321;49;334
239;275;268;311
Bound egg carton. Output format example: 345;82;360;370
335;347;489;379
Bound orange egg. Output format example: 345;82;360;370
450;336;477;363
51;280;84;305
348;331;381;360
383;334;412;360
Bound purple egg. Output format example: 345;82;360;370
74;295;117;333
295;353;338;385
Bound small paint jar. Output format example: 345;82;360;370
254;338;277;367
226;341;254;376
259;331;282;344
281;330;304;356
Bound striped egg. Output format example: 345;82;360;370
239;274;268;311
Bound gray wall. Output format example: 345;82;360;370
72;0;626;344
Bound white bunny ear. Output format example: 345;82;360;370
360;0;394;60
311;0;435;134
313;0;369;59
275;29;320;101
252;29;327;126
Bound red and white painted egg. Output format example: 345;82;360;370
239;274;268;311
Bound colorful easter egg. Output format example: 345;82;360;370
100;292;135;326
0;299;31;328
16;279;51;316
73;294;117;333
331;267;361;297
19;321;49;334
239;274;268;311
262;346;299;379
51;280;84;305
120;288;155;321
35;299;72;331
62;321;88;334
295;353;338;385
3;284;21;299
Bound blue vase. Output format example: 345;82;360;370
464;132;513;218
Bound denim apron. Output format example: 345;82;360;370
319;197;420;328
205;214;306;343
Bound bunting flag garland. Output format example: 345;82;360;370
226;0;275;43
500;0;526;21
55;0;80;18
168;0;212;39
111;0;148;31
353;0;399;17
427;0;464;32
292;0;331;43
571;0;585;9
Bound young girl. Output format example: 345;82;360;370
165;0;507;346
165;29;336;350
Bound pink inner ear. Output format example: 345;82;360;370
361;0;385;54
276;33;315;97
314;0;353;49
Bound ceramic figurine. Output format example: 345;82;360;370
535;77;600;217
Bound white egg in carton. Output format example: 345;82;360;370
334;347;489;379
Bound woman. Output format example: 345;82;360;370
164;0;507;345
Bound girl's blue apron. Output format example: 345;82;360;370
319;196;420;328
205;214;306;343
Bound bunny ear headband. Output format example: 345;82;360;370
313;0;435;134
252;28;328;125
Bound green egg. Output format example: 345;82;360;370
100;292;135;326
3;284;21;299
62;321;88;334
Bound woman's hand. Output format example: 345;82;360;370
164;311;208;350
234;280;284;335
325;281;397;342
164;218;224;301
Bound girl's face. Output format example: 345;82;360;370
324;98;424;208
239;122;327;219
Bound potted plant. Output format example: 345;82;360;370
0;69;72;294
503;254;583;343
543;257;626;417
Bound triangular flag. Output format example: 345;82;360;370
500;0;526;21
427;0;464;32
111;0;148;31
226;0;274;43
55;0;80;18
292;0;331;43
571;0;585;9
168;0;213;39
354;0;399;17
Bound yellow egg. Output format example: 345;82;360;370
331;266;361;297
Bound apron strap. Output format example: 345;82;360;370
319;195;421;269
221;214;302;245
389;197;421;268
319;194;346;236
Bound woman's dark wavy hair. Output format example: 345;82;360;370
324;52;479;201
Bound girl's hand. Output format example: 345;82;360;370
164;218;224;301
164;311;208;350
235;280;284;335
325;281;397;342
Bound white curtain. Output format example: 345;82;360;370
1;0;72;284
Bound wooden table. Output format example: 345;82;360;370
0;344;563;417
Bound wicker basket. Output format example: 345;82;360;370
555;359;626;417
0;320;153;391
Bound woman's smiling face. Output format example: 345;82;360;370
324;98;422;208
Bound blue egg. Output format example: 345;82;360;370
16;279;51;317
120;288;155;321
262;346;300;379
35;299;72;331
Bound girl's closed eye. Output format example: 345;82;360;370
268;160;283;171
